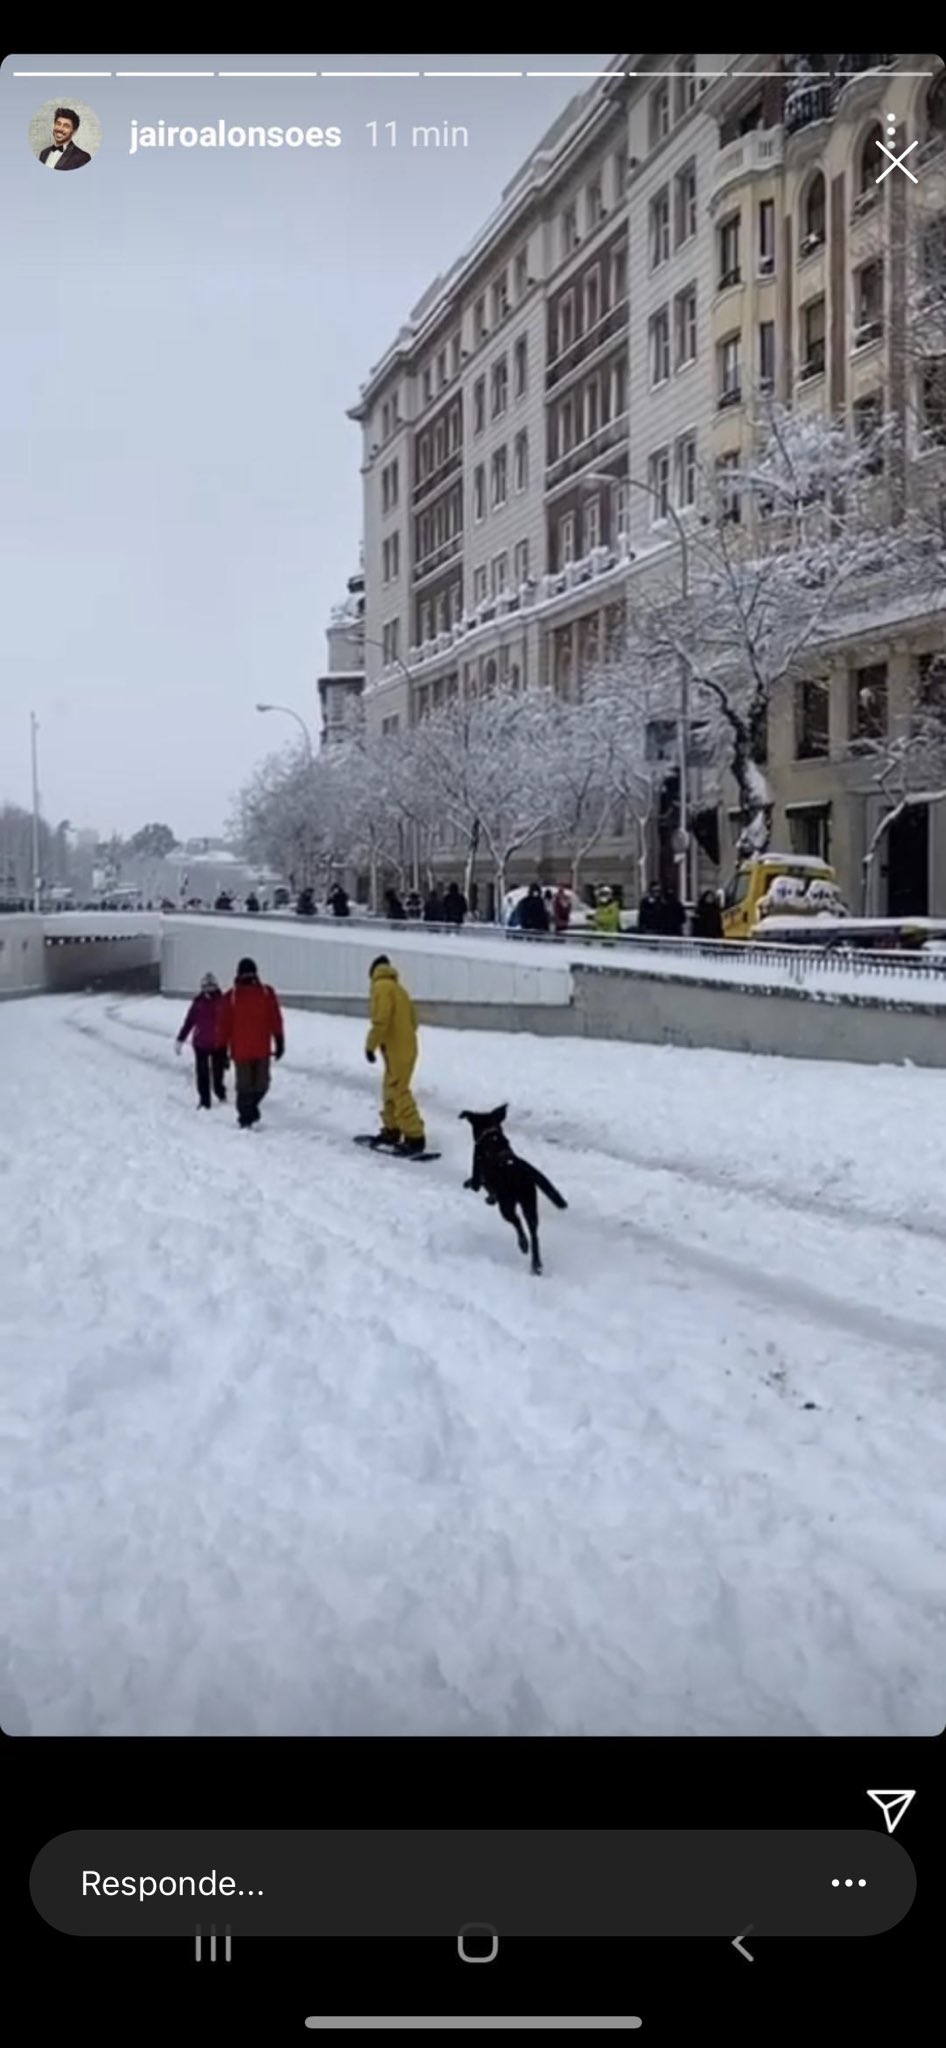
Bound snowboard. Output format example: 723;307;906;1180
353;1135;441;1162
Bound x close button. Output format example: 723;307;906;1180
458;1924;499;1963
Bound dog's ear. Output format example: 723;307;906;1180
459;1110;472;1123
491;1103;508;1124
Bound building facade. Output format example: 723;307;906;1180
317;569;366;747
349;54;946;914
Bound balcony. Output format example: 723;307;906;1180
784;81;837;139
710;126;784;211
545;297;630;392
412;532;462;585
835;55;896;117
544;409;629;494
717;383;742;411
852;316;884;351
412;443;462;507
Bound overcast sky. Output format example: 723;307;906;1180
0;53;609;840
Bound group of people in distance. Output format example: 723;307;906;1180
176;953;426;1150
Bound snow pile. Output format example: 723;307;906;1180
2;994;945;1738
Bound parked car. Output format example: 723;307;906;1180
721;854;845;940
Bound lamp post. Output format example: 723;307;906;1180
582;470;692;903
30;712;42;913
255;701;315;762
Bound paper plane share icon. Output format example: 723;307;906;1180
867;1790;916;1834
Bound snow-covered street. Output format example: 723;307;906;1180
2;992;945;1737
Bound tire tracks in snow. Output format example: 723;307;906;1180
61;998;946;1367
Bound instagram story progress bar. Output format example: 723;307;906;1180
304;2023;643;2032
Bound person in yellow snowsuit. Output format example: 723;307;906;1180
592;885;622;937
364;954;426;1153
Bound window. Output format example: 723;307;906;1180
514;538;530;584
491;355;509;418
585;376;600;437
613;147;628;199
382;619;400;663
716;451;741;523
918;651;946;713
559;513;576;567
718;213;741;288
650;187;670;268
433;417;446;467
788;804;832;861
611;242;628;304
491;446;508;507
758;197;775;271
647;445;671;520
473;377;486;434
674;160;697;246
492;271;509;324
801;296;826;378
474;295;487;343
858;123;883;197
676;431;697;508
853;391;884;471
850;662;888;742
558;291;576;352
921;356;946;444
381;459;399;512
718;333;742;405
449;402;461;451
801;171;826;255
586;175;604;230
422;364;432;403
382;532;400;582
437;349;448;390
584;265;601;331
794;677;830;759
514;430;529;492
648;306;670;386
381;401;390;440
491;552;508;595
759;319;775;390
473;565;487;604
451;332;461;375
417;432;431;482
514;335;528;397
562;203;579;256
674;284;697;368
382;714;400;738
584;494;601;550
473;464;485;521
614;480;630;538
675;57;698;118
612;354;628;418
514;248;529;298
649;80;671;146
854;260;884;343
382;536;391;583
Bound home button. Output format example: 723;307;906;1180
458;1923;499;1963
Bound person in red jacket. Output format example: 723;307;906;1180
175;971;229;1109
219;956;285;1129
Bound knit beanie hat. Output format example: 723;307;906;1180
200;973;220;994
236;957;258;980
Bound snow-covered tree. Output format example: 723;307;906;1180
620;402;933;854
542;687;618;892
411;683;554;903
233;746;347;895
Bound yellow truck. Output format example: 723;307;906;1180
720;853;843;941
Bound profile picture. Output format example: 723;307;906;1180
29;98;101;172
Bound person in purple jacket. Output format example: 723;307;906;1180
175;972;229;1109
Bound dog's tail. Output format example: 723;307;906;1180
532;1166;568;1210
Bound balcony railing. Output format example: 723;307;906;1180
785;81;837;137
710;126;785;208
412;443;462;506
412;532;463;584
544;409;630;492
545;296;630;391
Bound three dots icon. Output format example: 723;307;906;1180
831;1878;867;1888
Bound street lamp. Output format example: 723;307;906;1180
582;469;692;903
255;701;315;761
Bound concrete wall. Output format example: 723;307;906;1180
0;916;45;999
572;963;946;1068
160;916;573;1012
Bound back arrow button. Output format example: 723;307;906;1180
732;1925;754;1961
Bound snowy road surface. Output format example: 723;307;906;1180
2;993;945;1738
